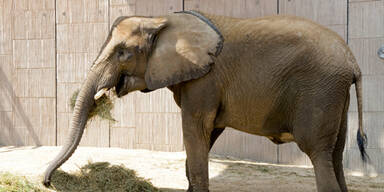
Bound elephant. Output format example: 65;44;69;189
43;11;367;192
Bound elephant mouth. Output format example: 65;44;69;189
95;73;153;100
94;79;120;100
95;72;128;100
115;74;127;97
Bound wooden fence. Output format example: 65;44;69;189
0;0;383;174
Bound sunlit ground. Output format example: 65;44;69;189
0;146;382;192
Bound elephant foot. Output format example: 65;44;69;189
187;187;209;192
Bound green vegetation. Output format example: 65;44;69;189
70;90;116;122
0;172;47;192
50;162;160;192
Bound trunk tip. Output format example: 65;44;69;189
43;179;51;187
43;170;53;187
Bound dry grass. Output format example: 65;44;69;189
50;162;160;192
0;172;48;192
70;90;116;122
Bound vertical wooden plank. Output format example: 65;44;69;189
135;89;180;113
110;93;136;149
347;112;384;150
13;9;55;39
0;112;13;146
79;118;110;147
0;0;14;147
135;113;182;151
0;55;13;112
56;0;110;147
12;98;56;146
279;143;311;166
0;0;13;55
109;0;136;23
166;113;183;151
349;38;384;76
280;0;347;40
348;0;384;174
345;148;384;175
184;0;277;18
13;39;55;69
111;94;136;128
185;0;279;163
362;76;384;112
8;0;57;146
280;0;346;25
135;0;181;16
349;0;384;39
56;112;70;145
14;68;55;98
110;127;135;149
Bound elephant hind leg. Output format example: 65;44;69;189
311;151;341;192
292;95;346;192
332;94;350;192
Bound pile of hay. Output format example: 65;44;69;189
50;162;160;192
0;172;47;192
70;90;116;122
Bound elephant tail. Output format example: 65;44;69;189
354;72;369;162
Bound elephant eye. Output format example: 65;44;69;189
117;48;133;62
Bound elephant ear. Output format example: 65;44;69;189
145;13;223;90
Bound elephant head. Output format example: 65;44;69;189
43;12;223;186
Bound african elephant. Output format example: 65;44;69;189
44;11;367;192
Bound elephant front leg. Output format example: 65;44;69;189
185;128;225;191
182;114;213;192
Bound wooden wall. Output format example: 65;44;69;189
346;0;384;173
0;0;383;173
0;0;183;151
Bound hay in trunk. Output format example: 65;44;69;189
70;90;116;122
50;162;160;192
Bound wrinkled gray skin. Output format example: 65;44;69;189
44;12;366;192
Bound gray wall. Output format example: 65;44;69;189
0;0;383;174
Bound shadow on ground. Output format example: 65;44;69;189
47;158;384;192
208;156;384;192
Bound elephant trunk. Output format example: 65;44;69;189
43;70;98;186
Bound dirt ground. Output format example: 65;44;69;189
0;146;383;192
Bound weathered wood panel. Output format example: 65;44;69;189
3;0;57;146
0;55;13;112
347;0;384;174
349;0;384;39
12;98;56;146
0;0;12;55
135;112;183;151
0;112;13;146
110;127;136;148
56;0;110;147
184;0;277;18
280;0;347;25
349;38;384;76
0;0;14;147
280;0;347;41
